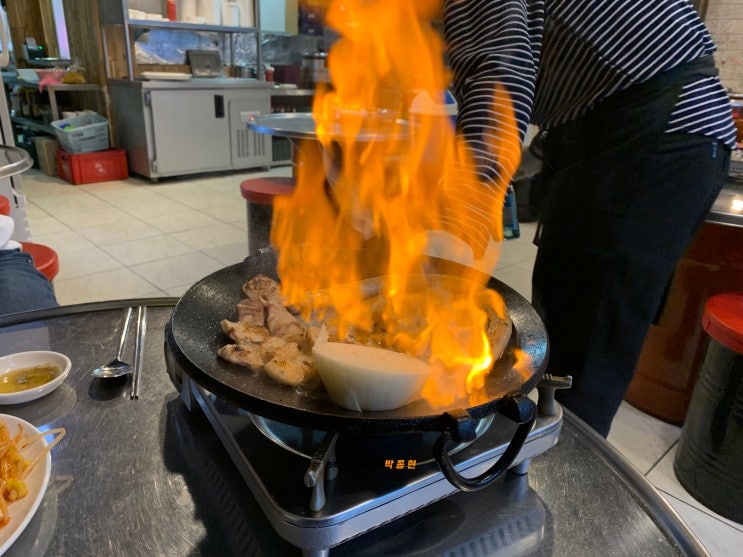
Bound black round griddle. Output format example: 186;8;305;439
165;250;548;435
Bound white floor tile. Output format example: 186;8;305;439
31;193;116;216
52;268;161;305
512;257;536;272
162;283;197;297
75;178;150;193
229;219;248;232
20;172;85;197
647;445;743;532
661;493;743;557
100;235;195;266
492;264;533;301
29;229;97;255
54;245;124;281
27;215;71;237
24;201;51;220
76;215;163;245
200;202;248;223
607;402;681;475
171;223;247;250
207;241;250;266
150;187;239;210
52;206;137;230
129;252;225;290
115;196;193;221
139;208;224;234
84;187;168;210
499;238;538;266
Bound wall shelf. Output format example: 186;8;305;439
99;0;264;81
10;116;52;134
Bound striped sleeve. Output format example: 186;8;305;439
443;0;543;190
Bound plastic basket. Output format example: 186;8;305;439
51;112;110;154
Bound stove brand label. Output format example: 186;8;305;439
385;459;417;470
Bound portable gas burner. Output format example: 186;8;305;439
166;371;566;557
164;251;569;556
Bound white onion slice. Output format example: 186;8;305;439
312;342;430;412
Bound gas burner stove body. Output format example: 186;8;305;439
175;373;567;557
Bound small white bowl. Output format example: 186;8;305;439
0;351;71;405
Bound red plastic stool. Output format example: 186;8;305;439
0;195;10;216
20;242;60;282
239;177;295;255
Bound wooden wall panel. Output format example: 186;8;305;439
63;0;106;86
6;1;108;114
6;1;45;67
5;1;105;85
63;0;108;117
38;0;59;57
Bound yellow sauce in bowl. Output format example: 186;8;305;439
0;364;59;394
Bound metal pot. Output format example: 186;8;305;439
302;50;329;88
234;65;256;79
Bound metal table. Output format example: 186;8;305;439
247;112;411;181
247;112;411;142
0;145;32;180
0;299;709;556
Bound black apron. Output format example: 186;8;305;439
531;55;729;436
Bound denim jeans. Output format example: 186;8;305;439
0;249;59;316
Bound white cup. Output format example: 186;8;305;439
199;0;221;25
178;0;198;20
238;0;254;27
221;2;241;27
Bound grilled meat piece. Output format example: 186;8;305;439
261;295;306;344
259;336;288;361
236;298;265;325
217;342;263;370
263;342;315;386
242;274;281;301
221;320;270;343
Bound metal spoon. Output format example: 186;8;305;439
91;307;133;379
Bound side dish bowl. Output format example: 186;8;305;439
0;351;71;405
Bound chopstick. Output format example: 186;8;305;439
130;306;147;400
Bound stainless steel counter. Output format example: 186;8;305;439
0;299;709;556
109;77;274;91
707;180;743;227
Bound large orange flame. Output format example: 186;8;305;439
272;0;521;407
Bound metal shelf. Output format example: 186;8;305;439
126;18;258;34
99;0;264;82
10;116;53;134
270;88;315;97
6;78;105;121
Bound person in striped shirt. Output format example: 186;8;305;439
444;0;735;436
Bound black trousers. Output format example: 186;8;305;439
532;69;730;436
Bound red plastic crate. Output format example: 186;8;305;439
56;148;128;185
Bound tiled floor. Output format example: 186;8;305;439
16;167;743;556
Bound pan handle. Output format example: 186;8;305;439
433;393;536;492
